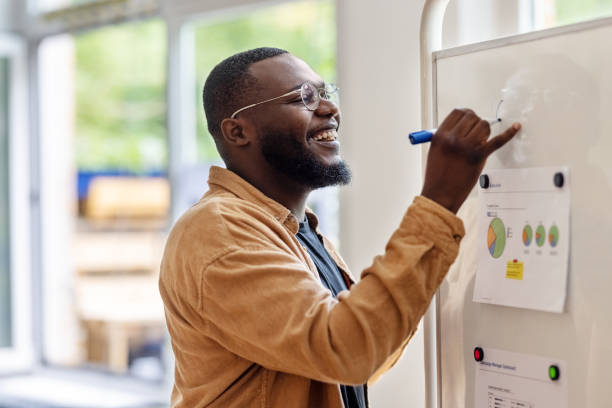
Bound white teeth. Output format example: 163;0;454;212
313;129;337;142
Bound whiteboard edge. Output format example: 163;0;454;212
434;15;612;61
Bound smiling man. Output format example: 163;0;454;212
159;47;520;408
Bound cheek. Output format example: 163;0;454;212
258;107;312;139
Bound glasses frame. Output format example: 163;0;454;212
229;82;338;119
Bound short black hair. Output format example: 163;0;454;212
203;47;289;137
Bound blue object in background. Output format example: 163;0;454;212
77;170;167;200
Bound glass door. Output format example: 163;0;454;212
0;34;33;373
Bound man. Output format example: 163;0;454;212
159;47;520;407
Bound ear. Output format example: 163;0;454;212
220;118;251;147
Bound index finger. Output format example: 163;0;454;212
483;122;521;157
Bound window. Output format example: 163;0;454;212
533;0;612;29
75;20;167;172
38;19;169;391
4;1;340;404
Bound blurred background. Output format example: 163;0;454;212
0;0;611;407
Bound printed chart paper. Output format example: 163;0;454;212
473;167;570;312
474;348;567;408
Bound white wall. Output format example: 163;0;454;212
336;1;426;406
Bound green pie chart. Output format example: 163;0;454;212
535;225;546;247
487;218;506;258
549;225;559;247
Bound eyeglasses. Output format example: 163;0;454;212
230;82;339;119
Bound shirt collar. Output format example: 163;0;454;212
298;210;321;231
304;209;320;231
207;166;301;233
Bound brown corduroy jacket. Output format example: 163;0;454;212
159;166;464;408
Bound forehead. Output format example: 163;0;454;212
248;54;323;95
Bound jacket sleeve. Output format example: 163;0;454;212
199;196;464;385
367;333;413;385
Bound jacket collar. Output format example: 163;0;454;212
207;166;303;234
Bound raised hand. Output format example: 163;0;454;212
420;108;521;213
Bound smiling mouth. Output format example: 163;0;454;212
311;129;338;142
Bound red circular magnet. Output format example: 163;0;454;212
474;347;484;362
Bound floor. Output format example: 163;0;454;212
0;367;169;408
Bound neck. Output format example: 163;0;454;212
227;164;311;221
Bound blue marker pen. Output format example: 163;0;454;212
409;118;501;144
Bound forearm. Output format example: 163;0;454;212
322;196;464;382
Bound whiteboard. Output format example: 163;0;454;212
433;17;612;408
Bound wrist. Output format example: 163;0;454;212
420;188;459;214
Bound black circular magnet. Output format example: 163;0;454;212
479;174;490;189
474;347;484;362
548;364;560;381
554;172;564;188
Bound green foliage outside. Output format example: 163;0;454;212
555;0;612;24
194;0;336;161
75;19;167;172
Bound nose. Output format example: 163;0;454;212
315;98;340;119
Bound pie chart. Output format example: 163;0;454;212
549;225;559;247
487;218;506;258
535;225;546;247
522;225;533;246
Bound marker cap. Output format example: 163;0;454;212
409;130;434;145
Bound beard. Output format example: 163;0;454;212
259;131;352;189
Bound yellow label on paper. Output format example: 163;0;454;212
506;261;524;280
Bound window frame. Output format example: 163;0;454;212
0;33;34;374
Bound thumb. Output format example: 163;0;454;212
484;123;522;157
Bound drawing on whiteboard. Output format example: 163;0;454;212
495;99;504;121
487;218;506;258
473;167;570;312
493;55;598;168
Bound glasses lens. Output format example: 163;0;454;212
323;84;339;106
301;82;319;110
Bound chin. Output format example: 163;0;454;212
320;159;342;169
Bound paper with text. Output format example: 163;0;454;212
475;348;567;408
473;167;570;312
